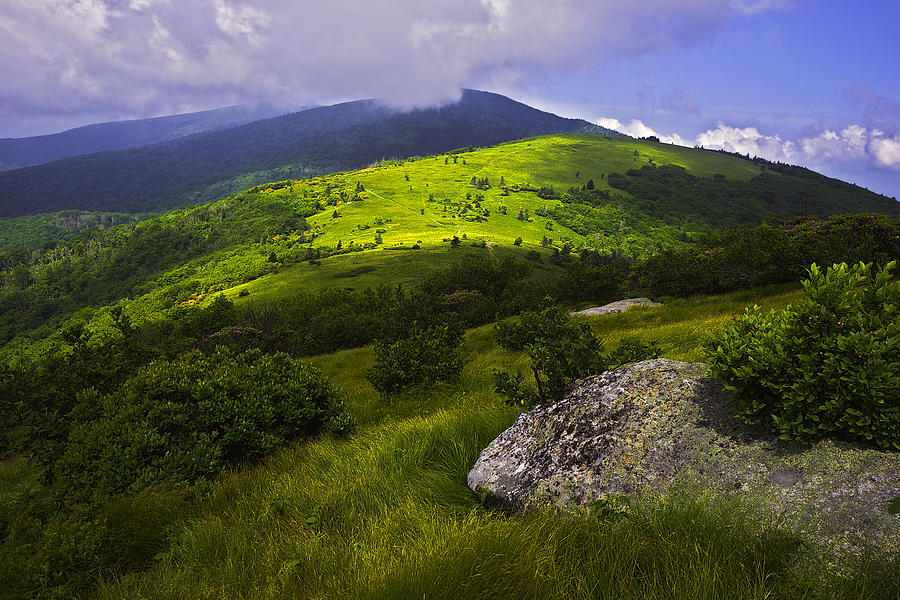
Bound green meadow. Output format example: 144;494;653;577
281;134;761;253
31;286;879;600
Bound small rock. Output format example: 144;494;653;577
767;469;804;488
569;298;661;317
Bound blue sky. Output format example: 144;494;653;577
519;1;900;197
1;0;898;197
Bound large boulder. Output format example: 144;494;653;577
468;359;899;554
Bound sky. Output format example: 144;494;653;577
1;0;898;198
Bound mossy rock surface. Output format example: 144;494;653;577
468;359;899;556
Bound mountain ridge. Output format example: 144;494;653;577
0;104;291;170
0;90;618;218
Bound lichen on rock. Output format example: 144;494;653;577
468;358;899;556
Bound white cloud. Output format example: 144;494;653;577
696;122;796;161
799;125;868;163
598;116;900;176
596;117;690;146
694;122;900;172
0;0;792;134
213;0;269;44
868;132;900;170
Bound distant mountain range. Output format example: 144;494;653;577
0;90;619;218
0;104;290;172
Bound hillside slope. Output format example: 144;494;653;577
0;91;617;218
0;104;288;171
1;133;896;360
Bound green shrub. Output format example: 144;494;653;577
52;347;352;503
493;304;659;406
494;303;574;352
632;214;899;298
367;323;465;396
706;261;899;449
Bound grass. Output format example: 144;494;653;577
0;133;799;361
301;134;759;252
69;285;896;599
224;245;560;308
577;282;806;362
216;134;771;307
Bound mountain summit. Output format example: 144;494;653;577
0;90;618;218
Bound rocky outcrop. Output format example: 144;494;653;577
568;298;661;317
468;359;899;555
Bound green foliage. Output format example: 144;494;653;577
5;285;895;600
610;162;898;227
633;214;900;297
0;458;194;600
706;261;899;449
0;190;315;350
607;336;662;367
557;250;626;304
367;322;465;396
51;347;351;503
494;304;663;406
889;497;900;515
0;210;146;252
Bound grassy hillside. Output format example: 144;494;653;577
0;91;617;218
1;130;898;599
1;133;897;360
0;210;151;251
4;285;897;600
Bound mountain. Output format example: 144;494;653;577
0;104;290;172
2;128;898;600
0;90;619;218
1;132;896;355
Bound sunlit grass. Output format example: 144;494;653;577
578;282;805;361
217;133;769;307
85;284;899;599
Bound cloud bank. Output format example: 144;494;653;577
598;116;900;186
0;0;783;134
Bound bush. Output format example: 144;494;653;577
52;347;352;503
706;261;899;449
493;305;606;406
367;322;465;396
493;304;660;406
632;214;900;298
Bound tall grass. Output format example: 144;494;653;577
6;285;896;599
580;283;805;362
97;403;895;599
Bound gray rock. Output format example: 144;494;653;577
468;359;900;555
568;298;661;317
